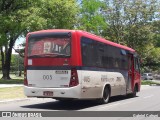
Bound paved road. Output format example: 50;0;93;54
0;85;160;111
0;85;160;120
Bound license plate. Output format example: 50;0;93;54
43;91;53;97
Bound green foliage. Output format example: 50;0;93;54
141;80;160;85
0;0;79;79
153;20;160;47
103;0;159;45
11;54;24;72
0;0;160;74
0;0;79;45
78;0;107;35
21;0;79;31
0;79;23;84
142;47;160;72
102;0;160;71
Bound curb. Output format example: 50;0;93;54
141;85;150;86
0;84;24;88
0;98;30;104
150;84;160;86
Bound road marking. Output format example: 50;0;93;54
143;95;154;99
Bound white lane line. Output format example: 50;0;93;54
143;95;154;99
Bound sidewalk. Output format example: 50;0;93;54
0;84;23;88
151;80;160;84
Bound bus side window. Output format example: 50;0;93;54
81;37;94;66
135;58;140;73
97;42;104;67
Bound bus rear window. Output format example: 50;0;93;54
28;33;71;57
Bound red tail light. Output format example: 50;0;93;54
24;69;28;86
69;68;79;87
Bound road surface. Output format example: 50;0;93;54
0;85;160;111
0;85;160;119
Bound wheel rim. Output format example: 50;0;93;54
103;88;109;101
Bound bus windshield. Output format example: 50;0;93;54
28;34;71;57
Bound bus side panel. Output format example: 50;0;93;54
134;71;141;92
81;70;102;99
80;70;126;99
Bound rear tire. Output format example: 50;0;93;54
128;86;137;98
98;86;110;104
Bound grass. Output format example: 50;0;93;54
141;80;160;85
0;74;24;84
0;86;26;100
0;73;25;100
0;79;24;84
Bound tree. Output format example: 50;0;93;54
102;0;126;43
101;0;160;71
153;20;160;47
103;0;159;45
0;0;78;80
78;0;107;35
11;54;24;76
0;0;32;79
123;0;158;50
142;20;160;72
40;0;78;29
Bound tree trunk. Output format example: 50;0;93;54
0;47;10;79
1;50;10;79
1;37;16;80
0;46;12;80
18;70;22;77
1;68;11;80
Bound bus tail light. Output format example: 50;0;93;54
69;68;79;87
24;69;28;86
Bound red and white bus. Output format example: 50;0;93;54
24;29;141;104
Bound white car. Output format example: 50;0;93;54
142;73;153;80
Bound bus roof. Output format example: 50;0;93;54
28;29;135;52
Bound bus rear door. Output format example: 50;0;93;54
127;54;134;93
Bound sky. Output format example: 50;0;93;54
12;37;25;54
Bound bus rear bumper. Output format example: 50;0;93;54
24;85;82;99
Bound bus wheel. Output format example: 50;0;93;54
128;86;137;98
132;86;137;97
98;86;110;104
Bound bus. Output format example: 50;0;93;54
24;29;141;104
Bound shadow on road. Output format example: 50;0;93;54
21;95;138;110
